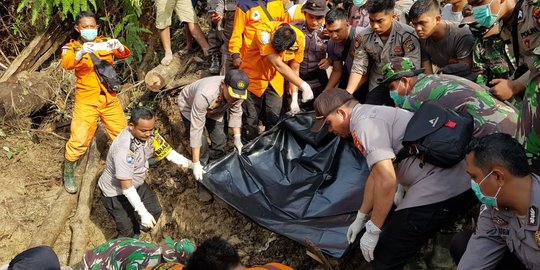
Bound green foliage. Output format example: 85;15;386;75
16;0;149;65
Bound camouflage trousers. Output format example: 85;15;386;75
517;73;540;175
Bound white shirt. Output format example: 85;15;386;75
441;4;463;23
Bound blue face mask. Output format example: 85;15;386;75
80;29;98;41
472;0;500;28
389;81;406;106
471;171;502;207
353;0;366;6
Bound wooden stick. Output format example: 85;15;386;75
304;238;335;270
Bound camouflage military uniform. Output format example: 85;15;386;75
472;35;516;82
496;0;540;174
379;57;518;137
81;237;195;270
403;74;518;137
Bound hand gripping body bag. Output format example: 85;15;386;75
394;101;473;168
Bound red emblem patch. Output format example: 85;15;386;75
394;46;402;53
351;130;366;157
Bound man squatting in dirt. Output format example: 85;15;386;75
60;11;130;194
97;106;191;238
177;69;250;202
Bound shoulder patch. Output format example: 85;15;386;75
403;36;416;53
252;10;261;21
126;154;135;165
261;31;271;45
533;6;540;23
351;130;366;157
354;34;363;49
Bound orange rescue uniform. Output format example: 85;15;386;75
228;0;285;59
240;21;305;97
61;37;131;161
248;262;294;270
284;3;305;23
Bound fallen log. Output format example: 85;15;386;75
0;14;71;83
144;54;183;92
68;139;101;266
0;71;55;120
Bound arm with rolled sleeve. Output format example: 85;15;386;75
325;41;343;90
355;117;397;228
228;100;243;129
189;94;211;162
457;208;508;269
347;37;369;94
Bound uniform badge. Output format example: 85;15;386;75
534;46;540;55
394;46;402;53
261;31;270;45
525;39;531;49
126;154;135;165
252;10;261;21
533;7;540;23
529;206;538;226
61;46;70;54
492;216;508;226
351;130;366;157
403;36;416;53
535;230;540;248
354;35;363;49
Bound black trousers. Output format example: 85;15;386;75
181;115;227;165
102;182;162;238
242;86;282;141
450;230;527;269
371;189;476;270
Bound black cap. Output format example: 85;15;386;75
311;88;354;132
301;0;329;16
224;69;249;99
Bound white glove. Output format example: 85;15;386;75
393;184;405;206
122;186;156;229
233;134;243;154
165;150;192;169
75;43;95;61
192;161;204;181
107;38;124;52
299;81;314;103
347;211;369;243
360;220;382;262
139;210;157;229
288;91;301;115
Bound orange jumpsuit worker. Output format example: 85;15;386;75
61;11;131;194
240;21;313;141
229;0;285;68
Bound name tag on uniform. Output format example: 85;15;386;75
529;206;538;226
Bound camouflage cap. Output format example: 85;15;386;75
378;57;424;85
161;237;196;264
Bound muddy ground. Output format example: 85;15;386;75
0;68;371;269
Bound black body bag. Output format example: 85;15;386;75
89;53;122;93
394;101;474;168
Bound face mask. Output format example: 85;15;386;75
470;171;502;207
472;0;500;28
80;29;98;41
353;0;366;6
389;81;406;106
